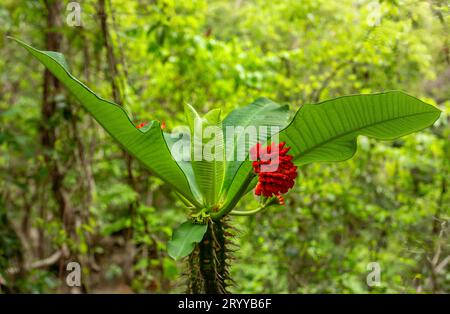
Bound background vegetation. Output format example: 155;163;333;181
0;0;448;293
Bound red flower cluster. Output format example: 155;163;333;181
250;142;297;204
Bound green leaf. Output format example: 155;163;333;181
167;221;208;260
163;130;202;203
279;91;441;165
184;104;225;206
11;37;201;207
219;98;291;205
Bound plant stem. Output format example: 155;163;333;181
230;206;266;216
230;195;277;216
187;218;233;294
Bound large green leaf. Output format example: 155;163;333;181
220;98;291;201
185;105;224;206
279;91;441;165
167;220;208;260
12;38;201;207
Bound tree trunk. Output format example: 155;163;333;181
97;0;138;284
42;0;78;292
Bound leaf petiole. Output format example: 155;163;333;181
229;197;275;216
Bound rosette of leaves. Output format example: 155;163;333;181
12;38;441;293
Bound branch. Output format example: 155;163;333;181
6;250;62;275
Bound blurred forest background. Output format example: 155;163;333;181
0;0;449;293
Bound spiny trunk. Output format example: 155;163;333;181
187;218;236;294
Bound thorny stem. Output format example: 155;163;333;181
187;218;235;294
186;171;271;293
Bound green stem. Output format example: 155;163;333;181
230;197;275;216
230;206;266;216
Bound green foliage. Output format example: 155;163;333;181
280;91;441;165
0;0;448;294
11;38;201;208
167;221;208;260
184;104;224;206
15;33;441;295
15;39;440;220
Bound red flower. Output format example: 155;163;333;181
250;142;297;204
